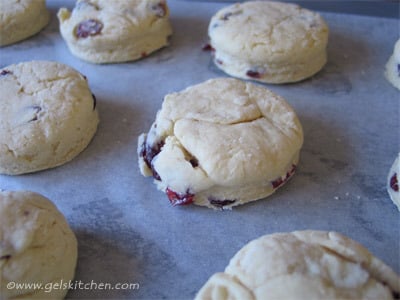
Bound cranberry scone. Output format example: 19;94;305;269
137;78;303;209
0;0;49;46
0;190;77;299
195;230;400;300
206;1;329;84
387;153;400;210
0;61;99;175
58;0;172;64
385;39;400;90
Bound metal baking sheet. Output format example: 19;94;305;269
1;1;399;299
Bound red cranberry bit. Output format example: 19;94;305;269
202;43;215;52
390;173;398;192
246;70;262;79
272;165;297;189
139;138;164;180
91;93;97;110
166;188;194;206
76;19;103;38
209;198;236;209
152;2;167;17
141;52;147;58
216;59;223;65
0;70;11;76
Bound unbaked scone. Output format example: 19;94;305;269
0;0;50;47
0;190;77;299
137;78;303;209
385;39;400;90
57;0;172;64
0;60;99;175
387;153;400;210
206;1;329;84
195;230;400;300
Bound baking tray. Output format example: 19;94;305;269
0;1;399;299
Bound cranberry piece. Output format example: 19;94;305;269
139;138;164;180
209;198;236;209
397;64;400;77
272;165;296;189
76;19;103;38
189;158;198;168
246;70;262;79
390;173;398;192
0;70;11;76
29;106;42;122
0;255;11;260
202;43;215;52
91;93;97;110
152;2;167;17
216;59;223;65
166;188;194;206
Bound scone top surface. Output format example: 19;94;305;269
209;1;328;64
195;230;400;300
0;0;49;46
0;60;99;175
58;0;172;63
138;78;303;209
0;190;77;299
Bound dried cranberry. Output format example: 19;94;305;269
76;19;103;38
189;158;198;168
216;59;223;65
209;198;236;209
0;70;11;76
141;52;147;58
139;138;164;180
202;43;215;52
246;70;262;79
397;64;400;77
91;93;97;110
390;173;398;192
271;165;296;189
28;105;42;122
152;2;167;17
166;188;194;206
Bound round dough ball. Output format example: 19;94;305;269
57;0;173;64
0;190;78;299
385;39;400;90
138;77;303;209
387;153;400;210
195;231;400;300
0;0;50;47
0;60;99;175
207;1;329;84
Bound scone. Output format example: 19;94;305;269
137;78;303;209
0;61;99;175
195;230;400;300
0;190;78;299
388;153;400;210
0;0;50;47
385;39;400;90
57;0;173;64
206;1;329;84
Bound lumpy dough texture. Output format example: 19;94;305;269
58;0;172;63
0;190;77;299
0;61;99;175
138;78;303;209
195;231;400;300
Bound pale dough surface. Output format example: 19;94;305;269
208;1;329;83
387;153;400;210
385;39;400;90
0;190;77;299
0;0;49;46
0;60;99;175
58;0;172;64
138;78;303;209
195;230;400;300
